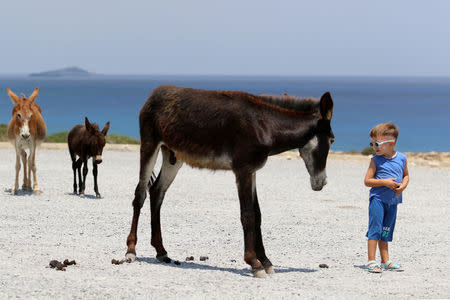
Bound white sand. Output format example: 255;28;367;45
0;148;449;299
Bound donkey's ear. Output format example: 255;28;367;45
28;87;39;103
85;117;93;132
319;92;333;121
102;121;110;136
7;88;21;104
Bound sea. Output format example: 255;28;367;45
1;75;449;153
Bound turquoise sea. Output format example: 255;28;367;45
0;75;449;152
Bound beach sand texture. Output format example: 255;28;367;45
0;148;449;298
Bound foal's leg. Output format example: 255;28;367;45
126;141;161;262
235;170;266;278
29;145;40;195
92;160;101;198
76;158;82;194
252;173;274;274
12;146;21;195
20;149;30;190
150;147;183;263
80;159;88;197
70;150;78;194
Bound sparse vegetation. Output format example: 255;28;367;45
361;146;376;156
45;131;69;143
1;123;139;144
106;134;139;144
45;131;139;144
0;124;7;142
347;150;359;154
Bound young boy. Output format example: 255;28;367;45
363;122;409;273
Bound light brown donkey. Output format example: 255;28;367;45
6;87;46;195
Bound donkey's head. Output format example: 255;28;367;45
7;87;40;140
85;117;110;164
299;92;334;191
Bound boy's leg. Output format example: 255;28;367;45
368;239;379;261
366;199;384;271
380;203;399;268
379;240;389;263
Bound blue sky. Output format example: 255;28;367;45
1;0;449;76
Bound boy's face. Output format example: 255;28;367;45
370;135;396;156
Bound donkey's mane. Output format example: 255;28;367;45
258;94;320;113
220;91;320;115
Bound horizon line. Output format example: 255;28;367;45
1;72;450;79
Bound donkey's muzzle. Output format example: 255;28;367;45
95;155;102;164
21;133;30;139
310;172;327;191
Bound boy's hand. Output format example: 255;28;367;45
384;178;401;190
394;184;406;195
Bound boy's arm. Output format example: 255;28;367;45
364;159;400;190
395;159;409;194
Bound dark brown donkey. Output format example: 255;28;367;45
68;117;110;198
125;85;334;278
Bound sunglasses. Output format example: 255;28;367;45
369;140;395;147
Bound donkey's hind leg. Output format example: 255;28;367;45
69;150;78;194
150;147;183;263
126;141;162;262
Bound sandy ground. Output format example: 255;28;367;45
0;146;449;299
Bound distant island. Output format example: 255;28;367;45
29;67;96;77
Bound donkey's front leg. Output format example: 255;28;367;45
71;159;78;194
12;147;21;195
253;177;274;274
76;158;82;194
92;161;101;198
80;160;88;197
235;170;266;278
29;147;40;195
20;149;30;191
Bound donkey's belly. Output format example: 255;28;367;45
173;151;232;170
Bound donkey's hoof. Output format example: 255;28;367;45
33;189;41;195
125;252;136;262
264;266;275;275
253;268;267;278
156;254;172;263
96;193;101;198
80;193;85;198
11;188;18;195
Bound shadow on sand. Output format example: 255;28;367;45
4;188;40;196
135;256;317;277
64;192;102;199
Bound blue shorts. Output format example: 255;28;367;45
366;198;398;242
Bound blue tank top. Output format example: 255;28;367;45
369;152;406;205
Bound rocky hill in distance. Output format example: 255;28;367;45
29;67;96;77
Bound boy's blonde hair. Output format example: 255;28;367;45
370;122;399;139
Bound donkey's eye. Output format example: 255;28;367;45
17;113;22;120
330;137;335;144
